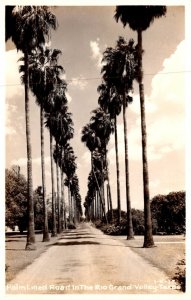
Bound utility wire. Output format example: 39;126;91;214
1;70;190;87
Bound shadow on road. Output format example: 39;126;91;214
61;236;95;240
52;241;101;246
6;240;25;243
6;249;26;251
59;233;94;237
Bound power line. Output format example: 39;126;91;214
1;70;190;88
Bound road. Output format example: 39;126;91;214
6;223;181;294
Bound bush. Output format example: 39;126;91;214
151;191;185;235
173;258;185;292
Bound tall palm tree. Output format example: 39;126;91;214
45;82;67;236
81;121;108;222
63;143;77;224
53;143;61;233
70;174;81;225
114;5;166;247
90;107;114;218
53;105;74;232
98;83;122;223
9;6;57;250
27;47;63;241
101;37;138;238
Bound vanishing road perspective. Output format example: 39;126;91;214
6;223;183;295
5;4;186;296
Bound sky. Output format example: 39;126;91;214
5;4;186;212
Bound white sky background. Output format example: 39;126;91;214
5;4;186;212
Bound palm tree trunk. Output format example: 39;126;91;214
40;107;50;242
114;115;121;223
107;183;110;214
71;193;73;223
138;29;154;247
91;154;107;223
122;94;134;239
94;190;97;220
93;169;107;223
61;170;66;229
56;143;61;233
68;183;72;223
56;162;61;233
73;196;76;225
105;151;113;222
24;51;36;250
108;180;113;221
50;132;57;237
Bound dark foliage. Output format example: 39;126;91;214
173;258;186;292
114;6;167;31
96;191;185;236
5;6;15;41
5;168;51;232
97;209;145;235
151;191;185;234
5;168;28;232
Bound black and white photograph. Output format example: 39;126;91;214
3;0;191;297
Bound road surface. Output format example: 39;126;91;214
6;223;181;294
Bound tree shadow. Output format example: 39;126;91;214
60;233;94;237
125;245;144;248
60;236;95;240
6;240;25;243
50;241;101;246
6;248;26;251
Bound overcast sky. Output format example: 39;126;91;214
5;4;186;211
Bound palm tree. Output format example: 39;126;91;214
63;143;77;224
52;105;74;232
90;107;114;219
53;144;61;233
28;47;61;241
8;6;57;250
114;5;166;247
98;83;122;223
45;83;68;236
102;37;138;238
70;174;81;225
81;121;108;222
29;46;64;240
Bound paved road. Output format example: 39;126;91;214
6;223;181;294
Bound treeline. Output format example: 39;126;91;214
6;167;80;233
97;191;185;236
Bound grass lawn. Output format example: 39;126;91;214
6;232;61;282
113;235;185;279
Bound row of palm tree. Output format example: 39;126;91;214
114;5;166;247
82;6;166;247
6;5;167;249
6;6;82;250
82;37;136;238
82;107;114;223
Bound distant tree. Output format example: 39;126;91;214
131;209;145;235
5;168;28;233
151;191;185;234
